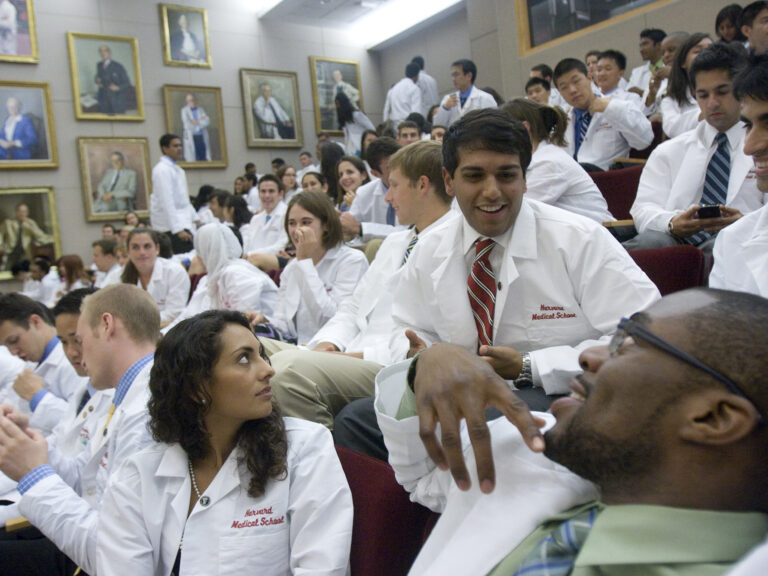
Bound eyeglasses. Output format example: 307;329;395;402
610;317;765;426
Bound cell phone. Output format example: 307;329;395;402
697;205;721;219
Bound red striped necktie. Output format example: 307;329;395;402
468;238;497;347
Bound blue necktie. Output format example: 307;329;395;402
688;132;730;246
573;111;591;159
386;203;396;226
401;234;418;266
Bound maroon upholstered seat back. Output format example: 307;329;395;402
589;164;644;220
629;245;708;295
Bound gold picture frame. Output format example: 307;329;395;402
240;68;303;149
309;56;363;136
159;4;212;69
0;0;39;64
67;32;145;121
77;137;152;223
0;80;57;169
0;186;61;278
162;85;227;168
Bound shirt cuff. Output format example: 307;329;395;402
28;389;48;412
18;465;56;495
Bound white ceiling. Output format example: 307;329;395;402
261;0;392;28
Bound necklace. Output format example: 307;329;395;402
188;460;210;506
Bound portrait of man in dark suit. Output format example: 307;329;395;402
95;44;131;115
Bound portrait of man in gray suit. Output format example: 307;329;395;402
94;151;137;212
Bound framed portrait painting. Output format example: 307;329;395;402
77;137;151;223
0;186;60;278
0;0;39;63
240;68;303;149
162;85;227;168
160;4;211;68
309;56;362;135
0;80;57;169
67;32;145;121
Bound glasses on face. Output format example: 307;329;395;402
610;318;765;426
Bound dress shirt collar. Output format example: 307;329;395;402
39;336;59;365
460;85;473;100
162;154;177;165
701;120;745;152
460;210;516;258
114;353;153;407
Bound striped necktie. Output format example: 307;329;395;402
511;506;599;576
574;111;592;159
467;238;496;347
401;234;418;266
688;132;730;246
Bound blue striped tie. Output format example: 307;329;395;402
401;234;418;266
574;111;591;159
688;132;730;246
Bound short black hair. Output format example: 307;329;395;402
245;173;258;186
525;77;551;92
0;293;54;328
405;62;420;79
734;51;768;101
211;189;231;206
640;28;667;44
742;1;768;28
92;238;118;256
689;41;748;89
271;158;285;168
531;63;554;80
159;133;180;150
53;287;98;318
32;257;51;275
585;49;601;60
299;150;311;158
553;58;588;84
245;162;256;171
101;223;117;233
258;173;284;192
442;108;532;178
716;4;747;41
452;59;477;84
598;49;627;71
411;56;425;70
365;137;400;173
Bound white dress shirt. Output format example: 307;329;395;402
245;200;288;255
150;156;194;234
383;77;422;126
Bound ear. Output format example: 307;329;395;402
417;174;431;195
742;24;751;39
442;167;455;198
370;168;383;180
28;314;44;329
678;390;762;446
101;312;117;340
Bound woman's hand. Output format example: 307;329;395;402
294;226;320;261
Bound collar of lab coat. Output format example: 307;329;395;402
691;120;752;204
700;119;745;154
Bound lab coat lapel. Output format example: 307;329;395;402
156;445;191;542
727;145;751;204
672;136;708;207
741;208;768;295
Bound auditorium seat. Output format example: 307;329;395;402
629;120;664;159
589;164;644;220
335;445;436;576
629;245;708;295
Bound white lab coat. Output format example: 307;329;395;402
630;121;764;234
269;244;369;344
150;156;194;234
600;87;644;112
382;77;422;125
348;178;404;241
164;262;279;333
0;345;24;420
565;98;654;171
710;203;768;297
0;0;18;55
97;418;353;576
389;199;660;394
526;142;615;223
342;110;375;156
726;537;768;576
548;87;570;112
660;90;700;139
138;257;191;325
433;86;497;127
181;104;211;162
627;62;651;93
308;211;456;365
374;361;598;576
416;70;440;117
245;201;289;255
246;185;262;213
96;263;122;288
20;361;154;575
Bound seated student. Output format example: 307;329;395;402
251;191;368;345
53;255;90;304
433;59;497;127
627;28;666;96
336;155;371;212
584;49;602;93
277;164;301;204
501;98;614;223
295;150;317;182
97;310;353;575
396;120;421;148
430;125;446;142
122;227;190;327
244;173;261;213
524;77;551;105
340;138;404;243
244;174;290;257
0;285;158;576
92;238;121;288
710;52;768;296
165;223;278;332
0;293;88;436
715;3;747;43
193;184;216;225
375;288;768;575
626;43;764;255
223;194;255;247
265;140;455;429
595;49;644;110
554;58;654;171
742;1;768;54
207;188;231;223
643;31;689;117
660;33;713;139
529;63;568;110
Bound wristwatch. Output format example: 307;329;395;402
515;352;533;388
407;351;422;393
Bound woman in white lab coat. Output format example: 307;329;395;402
501;98;615;223
97;310;353;576
251;191;369;344
336;91;375;157
121;227;190;326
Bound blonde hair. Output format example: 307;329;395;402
388;140;450;204
81;284;160;344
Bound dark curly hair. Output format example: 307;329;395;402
148;310;287;497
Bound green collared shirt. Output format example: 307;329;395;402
489;502;768;575
649;59;664;75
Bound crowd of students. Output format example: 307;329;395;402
1;1;768;574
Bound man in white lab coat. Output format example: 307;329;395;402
711;52;768;296
411;56;439;117
626;28;666;97
626;43;763;254
0;284;158;575
382;62;422;127
433;59;497;128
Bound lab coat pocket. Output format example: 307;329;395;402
218;529;290;575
